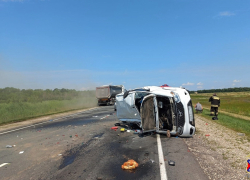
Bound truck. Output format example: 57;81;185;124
96;85;123;106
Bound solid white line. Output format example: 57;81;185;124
0;107;99;135
157;134;168;180
0;163;9;167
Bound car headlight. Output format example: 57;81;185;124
188;100;195;126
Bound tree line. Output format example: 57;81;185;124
0;87;95;103
189;87;250;94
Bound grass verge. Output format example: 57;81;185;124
0;97;97;126
196;109;250;138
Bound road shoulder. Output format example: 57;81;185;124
0;107;98;134
184;115;250;179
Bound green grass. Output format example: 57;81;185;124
197;109;250;138
0;97;97;125
191;91;250;117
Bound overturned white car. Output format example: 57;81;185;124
115;86;195;137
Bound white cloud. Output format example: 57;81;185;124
197;86;203;89
219;11;235;17
233;80;241;83
182;82;194;86
232;83;236;86
197;82;203;86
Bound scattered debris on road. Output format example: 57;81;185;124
0;163;10;168
6;145;13;148
150;159;155;163
168;160;175;166
115;123;120;126
19;151;24;154
121;159;139;170
120;128;125;132
111;127;118;130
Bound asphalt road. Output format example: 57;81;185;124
0;106;208;180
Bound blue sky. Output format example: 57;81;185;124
0;0;250;91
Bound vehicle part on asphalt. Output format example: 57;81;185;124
0;163;10;168
115;123;121;126
6;145;13;148
111;127;118;130
120;128;125;132
168;160;175;166
19;151;24;154
121;159;139;170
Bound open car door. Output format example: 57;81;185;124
116;93;141;121
141;94;158;133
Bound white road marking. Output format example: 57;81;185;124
0;107;99;135
0;163;10;167
157;134;168;180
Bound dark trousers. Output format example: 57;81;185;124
210;107;218;116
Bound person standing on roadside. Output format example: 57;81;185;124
209;93;220;116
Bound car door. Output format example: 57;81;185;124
141;94;158;132
116;92;141;120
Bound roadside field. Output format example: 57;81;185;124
191;91;250;117
195;109;250;138
0;97;97;125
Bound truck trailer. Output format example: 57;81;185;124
96;85;123;106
